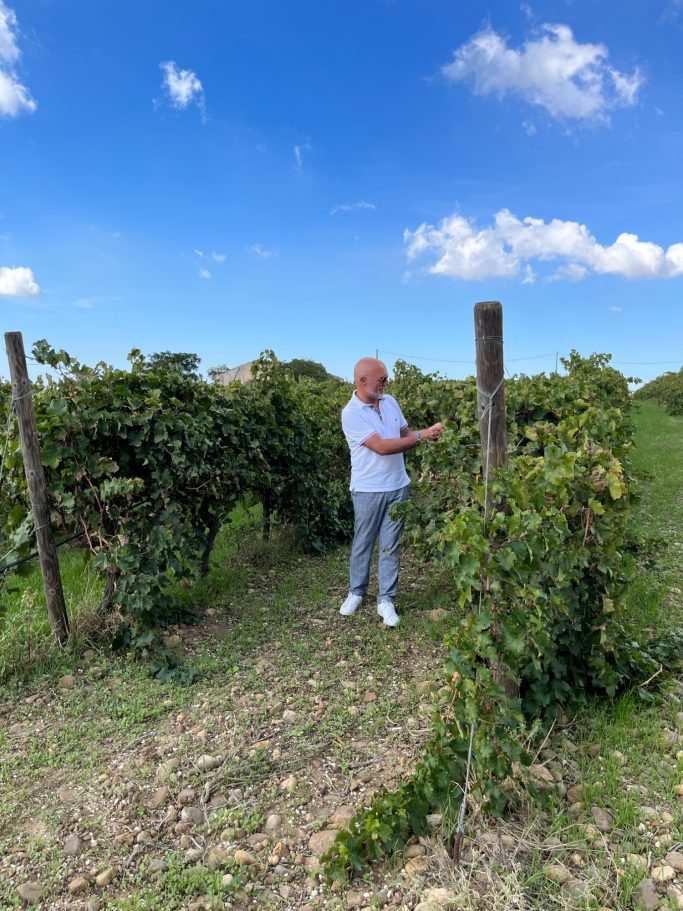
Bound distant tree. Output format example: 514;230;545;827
285;358;335;382
147;352;202;379
208;363;231;383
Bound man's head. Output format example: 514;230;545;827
353;357;389;404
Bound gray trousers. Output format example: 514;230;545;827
349;485;409;603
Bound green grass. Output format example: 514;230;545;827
0;401;681;911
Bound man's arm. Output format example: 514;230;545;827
363;422;443;456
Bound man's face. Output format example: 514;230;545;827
363;366;389;401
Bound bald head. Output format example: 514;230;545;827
354;357;386;385
353;357;389;404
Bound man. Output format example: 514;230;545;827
340;357;443;626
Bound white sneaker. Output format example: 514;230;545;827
377;600;399;627
340;593;362;616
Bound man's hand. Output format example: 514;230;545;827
422;421;443;441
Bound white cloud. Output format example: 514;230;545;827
0;2;20;64
0;2;36;118
330;201;377;215
609;306;623;312
0;265;41;296
404;208;683;282
248;243;278;259
442;23;643;125
294;142;311;173
160;61;204;111
198;268;211;279
195;249;226;263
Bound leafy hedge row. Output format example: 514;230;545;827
634;367;683;416
1;344;352;677
323;353;682;880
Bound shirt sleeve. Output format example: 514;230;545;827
342;406;378;447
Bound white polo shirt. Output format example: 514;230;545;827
341;392;411;492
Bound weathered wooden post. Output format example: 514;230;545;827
474;302;516;697
474;301;507;489
4;332;70;645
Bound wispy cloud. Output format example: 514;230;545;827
0;1;36;118
160;61;205;112
609;306;623;312
248;243;278;259
660;0;683;24
442;23;643;126
294;142;311;173
195;249;227;262
404;208;683;282
330;201;377;216
0;265;41;296
198;268;211;280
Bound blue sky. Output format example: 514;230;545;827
1;0;682;383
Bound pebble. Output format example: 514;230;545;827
17;882;41;905
233;849;258;865
667;885;683;910
308;829;340;855
196;754;223;771
634;878;660;911
177;787;196;805
95;868;114;887
59;674;76;691
265;813;283;832
404;856;429;876
566;784;583;803
652;864;676;883
405;844;427;858
544;863;571;884
64;833;83;856
591;806;614;832
422;887;457;906
155;758;179;782
346;890;365;908
282;709;298;722
529;763;555;785
68;876;88;895
666;851;683;873
207;847;231;871
149;786;170;808
180;806;204;825
279;775;297;792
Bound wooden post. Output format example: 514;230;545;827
4;332;70;645
474;303;516;696
474;301;507;485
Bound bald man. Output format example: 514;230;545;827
339;358;443;626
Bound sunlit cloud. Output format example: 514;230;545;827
442;23;643;126
404;208;683;282
0;265;41;296
160;61;204;112
0;2;36;118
